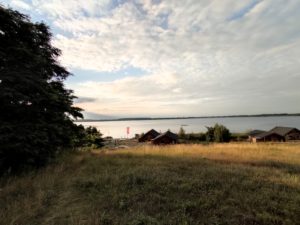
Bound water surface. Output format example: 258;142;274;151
76;116;300;138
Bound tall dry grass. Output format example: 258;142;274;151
1;143;300;225
105;142;300;165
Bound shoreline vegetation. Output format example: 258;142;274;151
78;113;300;122
1;143;300;225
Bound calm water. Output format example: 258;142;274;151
76;116;300;138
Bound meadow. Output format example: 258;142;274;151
1;143;300;225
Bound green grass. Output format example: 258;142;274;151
1;143;300;225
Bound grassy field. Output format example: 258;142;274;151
1;143;300;225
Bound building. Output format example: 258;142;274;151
138;129;160;142
269;127;300;141
252;131;285;143
248;130;266;142
250;126;300;142
152;131;178;145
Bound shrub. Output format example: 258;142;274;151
75;125;104;148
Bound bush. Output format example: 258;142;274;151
75;126;104;148
185;133;206;142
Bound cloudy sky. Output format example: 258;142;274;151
2;0;300;118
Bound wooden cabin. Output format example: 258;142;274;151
249;126;300;142
248;130;266;142
253;132;284;142
138;129;160;142
152;131;178;145
269;127;300;141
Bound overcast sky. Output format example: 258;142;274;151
3;0;300;118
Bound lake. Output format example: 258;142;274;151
76;116;300;138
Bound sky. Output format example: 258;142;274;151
2;0;300;119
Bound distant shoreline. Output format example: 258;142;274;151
76;113;300;122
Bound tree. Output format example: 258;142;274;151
0;6;83;172
178;127;186;139
205;126;215;142
213;124;231;142
84;126;104;148
205;124;231;143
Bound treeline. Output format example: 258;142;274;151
178;124;247;143
0;6;103;174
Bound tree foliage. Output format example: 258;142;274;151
76;126;104;148
178;127;186;139
205;126;215;142
205;124;231;143
0;6;83;172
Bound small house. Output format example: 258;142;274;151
248;130;266;142
253;131;285;142
138;129;160;142
152;131;178;145
269;127;300;141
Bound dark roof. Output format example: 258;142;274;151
248;130;266;137
255;131;283;139
152;130;178;141
269;126;299;136
138;129;160;141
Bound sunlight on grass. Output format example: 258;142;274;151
106;143;300;165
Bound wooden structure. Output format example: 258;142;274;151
248;130;266;142
269;127;300;141
250;126;300;142
138;129;160;142
152;131;178;145
252;132;284;143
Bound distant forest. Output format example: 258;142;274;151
80;113;300;122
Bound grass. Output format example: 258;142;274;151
1;143;300;225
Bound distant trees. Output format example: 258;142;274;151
0;6;85;172
177;124;231;143
205;124;231;143
178;127;186;139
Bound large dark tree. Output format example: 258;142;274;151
0;6;83;172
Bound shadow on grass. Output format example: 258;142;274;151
69;152;300;224
198;157;300;175
1;152;300;225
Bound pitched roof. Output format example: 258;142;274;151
248;130;266;137
255;131;283;139
152;130;178;141
138;129;160;141
146;129;160;136
269;126;299;136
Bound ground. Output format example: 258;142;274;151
1;143;300;225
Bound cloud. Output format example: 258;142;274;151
4;0;300;116
74;96;97;103
31;0;111;18
10;0;31;10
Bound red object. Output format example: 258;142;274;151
126;127;130;135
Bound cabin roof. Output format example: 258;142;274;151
138;129;160;141
145;129;160;136
248;130;266;137
255;131;283;139
269;126;299;136
152;130;178;141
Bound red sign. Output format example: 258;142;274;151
126;127;130;135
